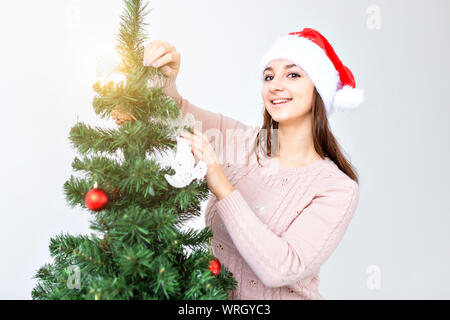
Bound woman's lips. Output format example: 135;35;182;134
271;99;292;107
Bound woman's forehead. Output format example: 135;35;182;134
265;60;304;72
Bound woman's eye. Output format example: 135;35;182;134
263;73;300;81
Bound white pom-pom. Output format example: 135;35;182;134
332;85;364;113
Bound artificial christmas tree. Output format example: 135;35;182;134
32;0;236;300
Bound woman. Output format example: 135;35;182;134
114;28;364;300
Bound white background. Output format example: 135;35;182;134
1;0;449;299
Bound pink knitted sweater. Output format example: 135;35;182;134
179;96;360;300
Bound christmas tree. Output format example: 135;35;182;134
32;0;236;300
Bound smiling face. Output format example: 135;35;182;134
261;59;316;125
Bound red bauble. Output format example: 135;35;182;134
84;187;108;211
208;257;221;276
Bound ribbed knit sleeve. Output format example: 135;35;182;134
214;174;359;288
179;96;251;134
179;96;257;165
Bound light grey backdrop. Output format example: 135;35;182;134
1;0;449;299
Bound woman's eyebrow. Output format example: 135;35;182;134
263;64;298;73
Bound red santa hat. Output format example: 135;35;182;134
259;28;364;116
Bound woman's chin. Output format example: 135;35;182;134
269;112;289;124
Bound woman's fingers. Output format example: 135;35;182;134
153;52;179;68
189;143;205;162
181;130;219;164
144;40;165;62
144;41;174;65
144;46;166;66
143;41;180;80
159;66;173;78
153;53;179;78
181;129;201;143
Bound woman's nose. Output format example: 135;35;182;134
268;77;285;92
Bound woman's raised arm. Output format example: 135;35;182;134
112;40;253;148
143;40;250;134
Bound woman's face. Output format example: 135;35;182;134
262;59;315;125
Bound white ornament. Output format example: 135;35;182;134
152;111;204;187
164;136;207;188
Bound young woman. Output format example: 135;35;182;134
115;28;364;300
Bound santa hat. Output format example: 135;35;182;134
259;28;364;116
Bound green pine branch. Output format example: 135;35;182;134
33;0;237;300
69;120;176;156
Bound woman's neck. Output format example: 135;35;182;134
276;117;321;167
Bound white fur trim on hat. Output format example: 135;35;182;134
333;85;364;114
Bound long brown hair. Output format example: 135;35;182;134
255;87;359;184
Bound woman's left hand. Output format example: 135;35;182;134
180;129;234;200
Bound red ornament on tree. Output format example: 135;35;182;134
84;182;108;211
208;257;221;276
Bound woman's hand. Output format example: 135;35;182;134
112;40;182;125
143;40;181;103
181;129;234;200
143;40;181;79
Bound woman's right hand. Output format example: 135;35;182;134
143;40;181;81
112;40;182;125
143;40;182;105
